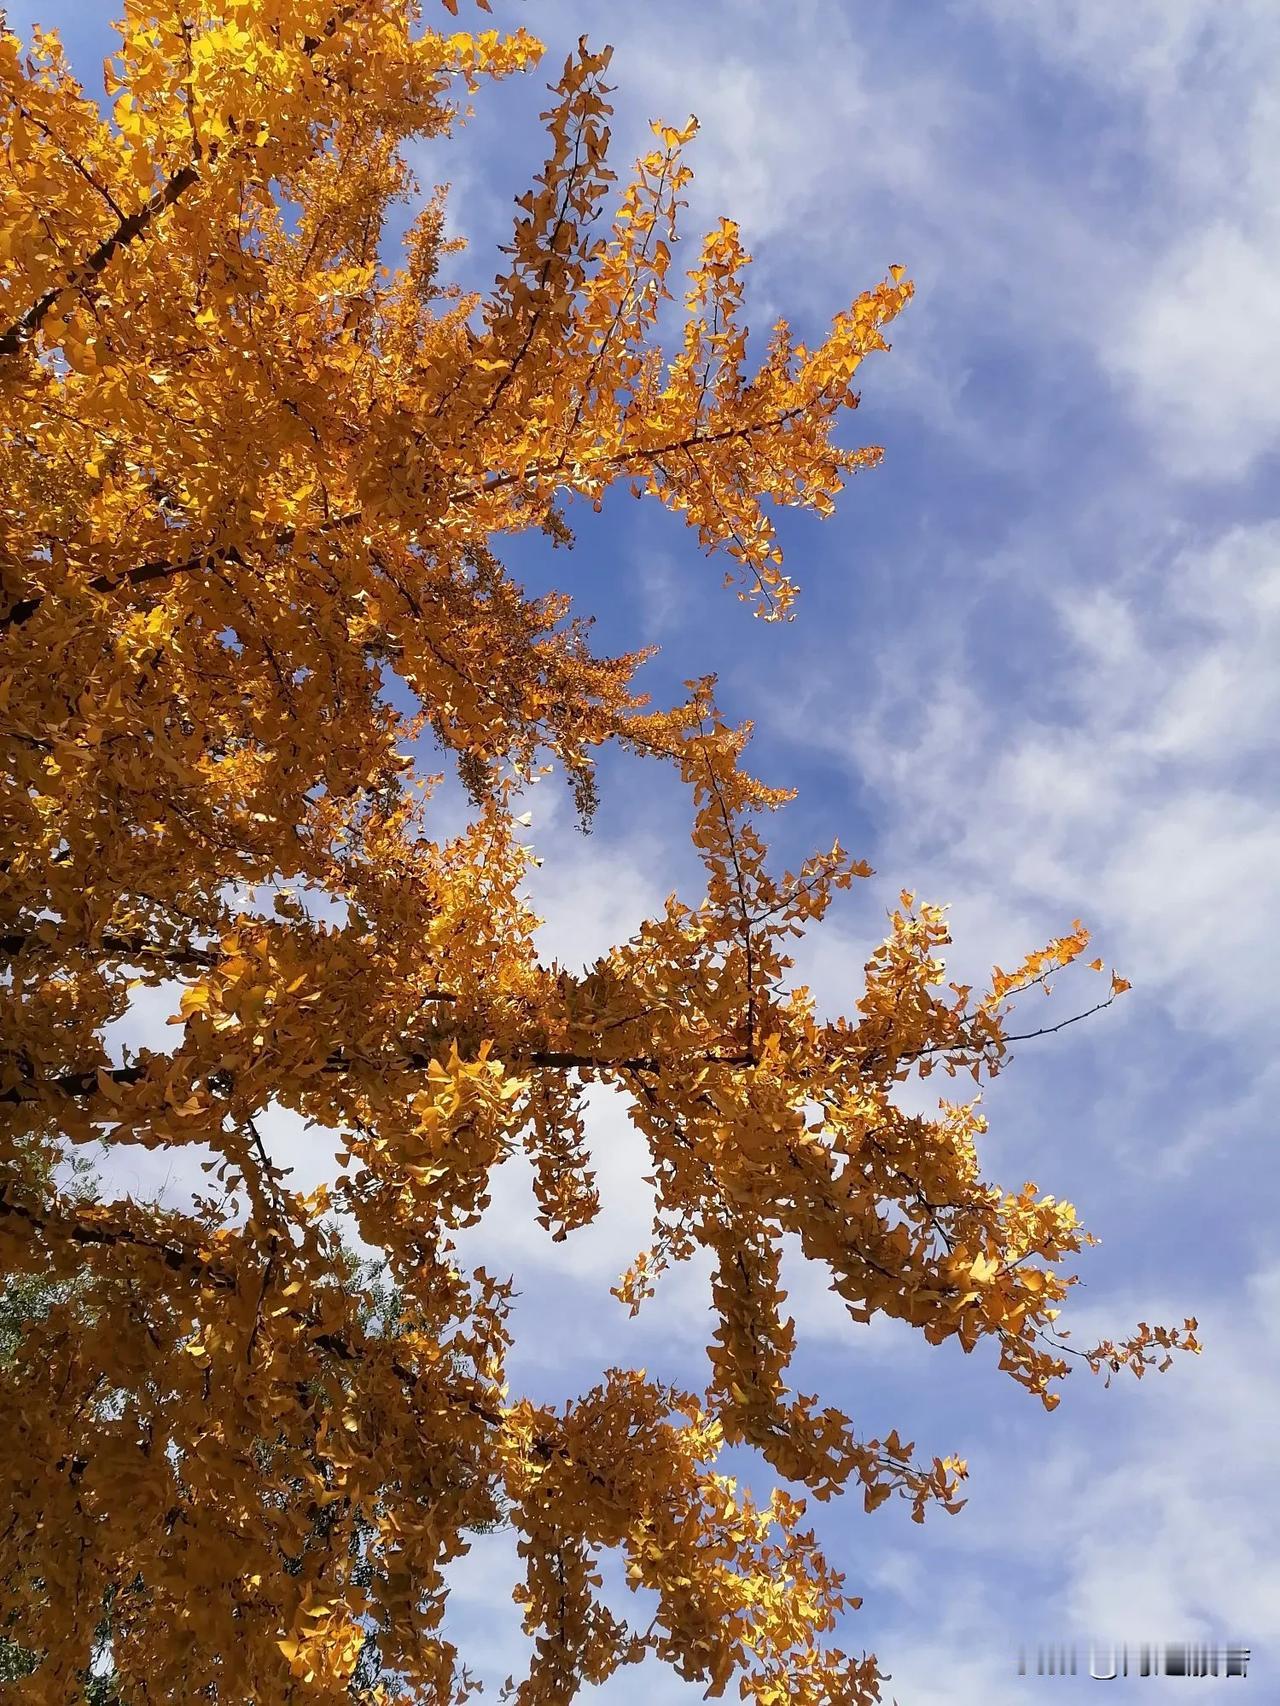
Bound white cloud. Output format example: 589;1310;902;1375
1106;221;1280;480
1001;1266;1278;1678
549;0;944;241
972;0;1280;479
526;821;671;975
801;1263;1277;1705
530;0;1280;481
451;1083;718;1377
438;1247;1280;1703
779;518;1280;1048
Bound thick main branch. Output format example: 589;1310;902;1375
0;161;200;361
0;1041;756;1106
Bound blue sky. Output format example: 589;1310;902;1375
10;0;1280;1698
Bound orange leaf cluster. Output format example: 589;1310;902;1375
0;3;1195;1701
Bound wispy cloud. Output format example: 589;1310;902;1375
775;517;1280;1044
970;0;1280;479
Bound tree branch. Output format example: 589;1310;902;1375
0;1041;755;1106
0;930;221;972
0;0;367;363
0;513;363;635
0;162;201;361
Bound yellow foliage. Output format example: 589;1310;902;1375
0;3;1196;1701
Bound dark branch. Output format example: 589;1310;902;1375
0;0;367;363
0;513;362;635
0;1040;754;1106
0;930;221;971
892;994;1118;1067
463;406;808;503
0;161;200;361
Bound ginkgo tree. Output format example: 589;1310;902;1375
0;2;1197;1702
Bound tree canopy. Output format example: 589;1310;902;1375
0;2;1198;1701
